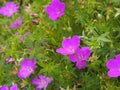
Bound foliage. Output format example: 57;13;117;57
0;0;120;90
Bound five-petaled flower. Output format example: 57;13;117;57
106;54;120;78
18;58;36;79
10;17;22;29
32;75;52;90
46;0;65;20
69;47;90;69
0;2;19;17
56;35;80;55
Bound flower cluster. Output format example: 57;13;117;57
17;58;52;90
56;35;91;69
106;54;120;78
3;0;119;89
0;2;19;17
0;84;18;90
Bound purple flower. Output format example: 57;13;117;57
10;17;22;29
68;47;90;62
76;60;87;70
46;0;65;20
32;20;38;24
69;47;90;69
5;56;14;64
18;58;36;79
106;54;120;78
27;47;32;50
0;85;8;90
56;35;80;55
10;84;18;90
30;13;36;18
0;2;19;17
0;84;18;90
32;75;52;90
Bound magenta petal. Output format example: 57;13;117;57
32;75;52;90
36;85;43;90
18;67;32;79
46;6;52;14
46;77;52;84
32;78;41;85
68;54;77;62
10;18;22;29
38;75;46;79
68;47;90;63
116;54;120;60
71;35;80;49
59;2;65;10
56;48;70;55
49;14;59;20
61;38;76;54
10;84;18;90
74;47;90;61
108;69;120;78
79;47;90;60
106;59;117;69
0;85;8;90
20;58;36;69
20;58;30;67
51;0;63;8
62;38;71;49
76;61;86;70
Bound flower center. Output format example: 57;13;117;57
56;8;60;15
68;46;75;54
78;54;84;61
41;79;46;86
26;67;33;73
8;8;13;14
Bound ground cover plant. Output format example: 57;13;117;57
0;0;120;90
